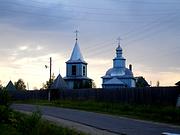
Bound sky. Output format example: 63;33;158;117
0;0;180;89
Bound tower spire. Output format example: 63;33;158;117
74;30;79;41
117;37;122;47
116;37;123;58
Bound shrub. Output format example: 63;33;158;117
16;110;42;135
0;89;11;107
0;105;11;123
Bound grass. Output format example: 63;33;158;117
0;124;19;135
0;89;86;135
15;99;180;125
0;106;86;135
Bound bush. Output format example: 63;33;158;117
16;110;42;135
0;105;11;123
0;89;12;123
0;89;11;107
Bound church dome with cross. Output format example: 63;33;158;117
101;38;135;88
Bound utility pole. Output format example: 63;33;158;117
48;57;52;101
50;57;52;86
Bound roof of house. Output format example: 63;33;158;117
50;74;67;89
175;81;180;86
6;80;17;91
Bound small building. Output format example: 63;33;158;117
50;74;67;90
135;76;150;87
63;33;92;89
175;81;180;87
6;80;17;91
102;41;135;88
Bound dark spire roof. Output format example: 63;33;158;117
50;74;67;89
6;80;17;91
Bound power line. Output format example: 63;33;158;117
84;9;179;53
0;0;179;60
84;14;179;58
1;8;174;24
16;0;180;10
1;1;179;17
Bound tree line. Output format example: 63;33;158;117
0;77;180;91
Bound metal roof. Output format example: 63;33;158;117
50;74;67;90
6;80;17;91
103;78;125;85
69;41;84;62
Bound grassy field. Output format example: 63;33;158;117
16;99;180;125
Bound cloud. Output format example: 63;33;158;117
133;63;180;86
0;0;74;31
19;45;28;51
0;0;180;89
0;52;67;89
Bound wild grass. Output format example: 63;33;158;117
0;107;86;135
0;90;86;135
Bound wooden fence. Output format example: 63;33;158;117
54;87;180;105
1;87;180;106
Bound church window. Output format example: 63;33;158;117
83;66;86;76
72;65;76;75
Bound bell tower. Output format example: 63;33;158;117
64;31;92;89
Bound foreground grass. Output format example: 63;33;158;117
0;107;86;135
0;90;86;135
15;99;180;125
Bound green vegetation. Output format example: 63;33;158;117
16;99;180;125
14;78;26;90
0;110;86;135
0;89;86;135
41;74;55;90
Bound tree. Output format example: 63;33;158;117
14;79;26;90
41;74;55;90
92;80;96;88
156;81;160;87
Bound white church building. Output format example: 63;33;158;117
63;31;92;89
101;40;135;88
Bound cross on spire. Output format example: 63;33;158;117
74;30;79;41
117;37;122;46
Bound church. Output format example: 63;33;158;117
63;31;92;89
101;39;135;88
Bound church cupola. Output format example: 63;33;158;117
113;38;125;68
116;43;122;58
101;37;136;88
